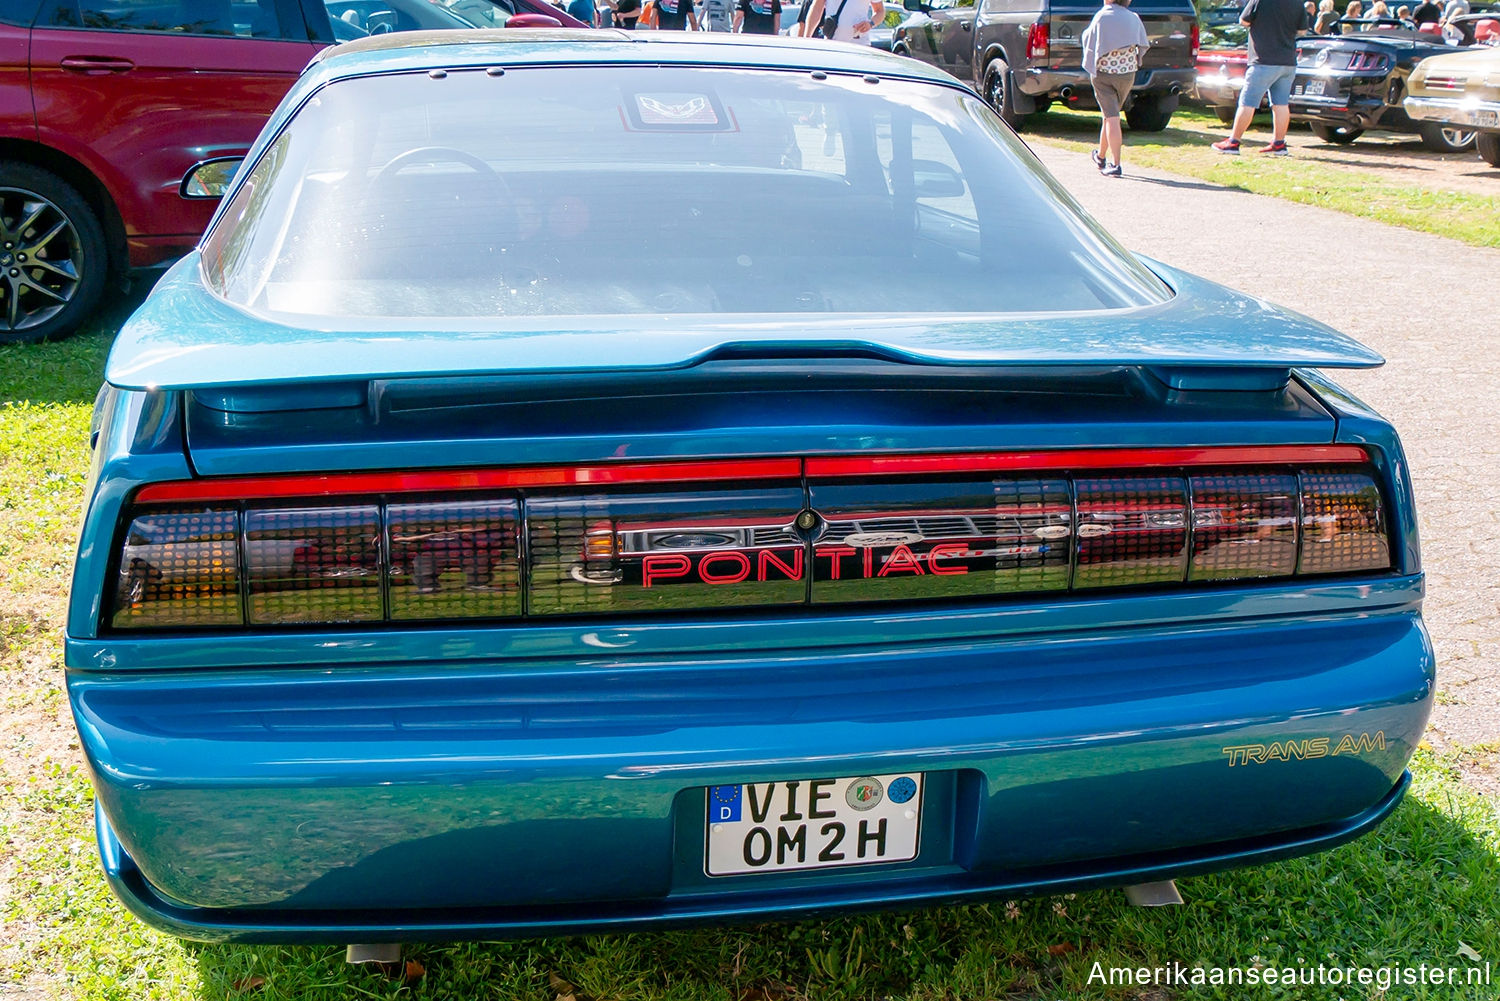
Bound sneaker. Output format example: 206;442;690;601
1258;139;1290;156
1212;138;1241;155
1090;149;1106;171
1101;162;1123;177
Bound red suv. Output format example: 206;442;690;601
0;0;579;342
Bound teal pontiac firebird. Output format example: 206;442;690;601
66;31;1432;947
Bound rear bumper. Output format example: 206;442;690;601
1017;67;1194;104
97;771;1413;944
1290;85;1393;130
73;581;1433;942
1403;95;1500;131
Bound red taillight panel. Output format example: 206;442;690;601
108;448;1395;630
1027;21;1050;60
1191;22;1201;57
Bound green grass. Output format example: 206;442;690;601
1027;106;1500;248
2;311;1499;1000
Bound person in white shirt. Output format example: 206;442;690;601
800;0;883;42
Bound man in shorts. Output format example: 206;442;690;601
1212;0;1303;154
1081;0;1149;177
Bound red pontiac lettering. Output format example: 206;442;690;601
699;551;752;585
927;543;971;576
877;544;925;576
758;548;804;581
820;546;857;580
642;553;692;587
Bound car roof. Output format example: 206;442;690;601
305;29;961;89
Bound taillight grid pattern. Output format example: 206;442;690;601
112;507;240;629
1188;472;1298;581
108;457;1397;630
1075;476;1189;589
1297;469;1389;575
387;501;521;621
991;477;1071;593
245;506;382;625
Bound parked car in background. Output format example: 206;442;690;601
1291;17;1480;150
871;5;912;49
71;32;1430;949
0;0;579;344
893;0;1198;131
1192;2;1259;123
1404;25;1500;166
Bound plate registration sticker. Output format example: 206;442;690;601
704;774;923;876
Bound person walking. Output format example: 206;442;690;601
1080;0;1149;177
650;0;700;29
734;0;781;32
702;0;735;30
1211;0;1303;155
802;0;883;42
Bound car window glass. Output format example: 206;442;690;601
44;0;295;35
204;67;1169;319
876;114;978;256
0;0;43;25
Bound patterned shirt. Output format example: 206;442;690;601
1096;45;1140;74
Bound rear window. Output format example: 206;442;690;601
203;65;1169;320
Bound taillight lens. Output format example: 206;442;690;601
245;506;382;625
1297;468;1389;574
112;507;240;629
1191;22;1201;57
1188;472;1298;581
108;451;1396;630
1075;476;1189;589
387;500;522;621
1347;51;1386;72
1027;21;1049;60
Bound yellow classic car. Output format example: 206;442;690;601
1405;33;1500;168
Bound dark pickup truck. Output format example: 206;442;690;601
894;0;1199;130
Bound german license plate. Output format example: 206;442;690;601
1465;109;1498;128
705;773;923;876
1306;79;1326;97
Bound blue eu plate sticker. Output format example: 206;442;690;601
888;776;917;804
710;785;742;822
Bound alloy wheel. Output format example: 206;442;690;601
0;186;83;332
1441;127;1477;149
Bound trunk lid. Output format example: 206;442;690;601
1046;2;1196;71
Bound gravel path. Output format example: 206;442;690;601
1030;143;1500;786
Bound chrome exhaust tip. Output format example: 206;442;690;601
1124;880;1184;907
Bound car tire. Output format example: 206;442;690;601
0;164;108;345
1478;132;1500;168
983;61;1024;131
1310;123;1363;144
1215;105;1235;125
1417;122;1477;153
1124;93;1177;132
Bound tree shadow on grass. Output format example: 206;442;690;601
0;276;152;406
184;775;1499;1001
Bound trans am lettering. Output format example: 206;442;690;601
1221;731;1386;766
